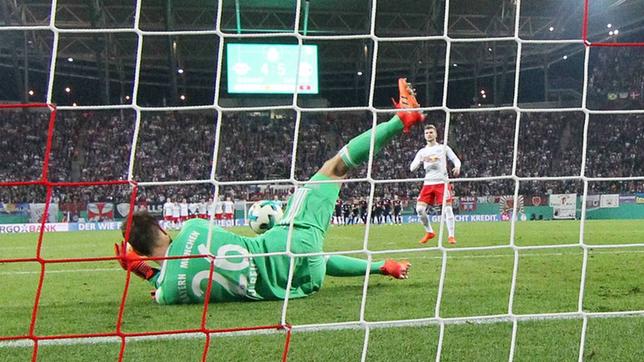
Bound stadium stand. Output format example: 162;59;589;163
1;109;642;208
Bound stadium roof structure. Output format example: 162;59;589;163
0;0;643;106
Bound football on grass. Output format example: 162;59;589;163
248;200;283;234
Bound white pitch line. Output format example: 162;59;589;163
0;244;104;251
1;312;643;349
414;248;644;259
1;249;642;276
0;268;121;276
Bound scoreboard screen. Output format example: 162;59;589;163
226;43;319;94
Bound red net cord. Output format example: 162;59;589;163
583;0;644;47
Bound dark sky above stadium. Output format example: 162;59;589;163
0;0;642;108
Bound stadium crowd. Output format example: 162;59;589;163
1;109;642;208
589;47;644;109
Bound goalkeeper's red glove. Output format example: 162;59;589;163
114;242;159;281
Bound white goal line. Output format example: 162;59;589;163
1;248;642;276
1;310;642;349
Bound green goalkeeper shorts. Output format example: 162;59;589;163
261;172;341;294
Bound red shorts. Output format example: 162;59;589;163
215;213;223;220
164;215;173;221
417;183;454;205
224;213;233;220
199;213;207;219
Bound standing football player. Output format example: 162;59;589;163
115;78;423;304
351;199;360;225
342;200;352;225
333;198;344;225
382;195;393;224
223;196;235;227
197;198;208;219
207;197;216;222
171;199;181;229
393;195;403;224
162;197;174;224
410;124;461;244
213;196;223;225
374;197;384;224
179;198;189;224
188;199;198;220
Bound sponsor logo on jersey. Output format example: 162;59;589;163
247;258;259;298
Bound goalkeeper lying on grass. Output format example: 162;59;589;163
115;79;423;304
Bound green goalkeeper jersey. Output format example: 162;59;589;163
149;173;342;304
149;218;313;304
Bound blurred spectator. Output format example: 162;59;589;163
588;47;644;109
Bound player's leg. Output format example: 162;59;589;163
305;89;423;227
318;108;413;180
275;79;424;291
444;204;456;244
440;183;457;244
416;187;436;244
319;78;424;180
325;255;410;279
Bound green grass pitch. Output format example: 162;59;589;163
0;219;642;361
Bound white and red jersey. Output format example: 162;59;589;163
163;201;174;218
410;143;461;186
171;203;181;219
207;200;216;216
188;202;198;218
215;200;224;215
223;200;234;217
180;202;189;218
197;201;208;217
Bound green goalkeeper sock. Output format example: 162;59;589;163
338;115;403;168
325;255;385;277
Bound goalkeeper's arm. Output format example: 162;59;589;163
114;242;159;281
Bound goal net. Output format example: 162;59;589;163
1;0;643;361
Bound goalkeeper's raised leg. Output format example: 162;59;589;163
271;78;424;283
